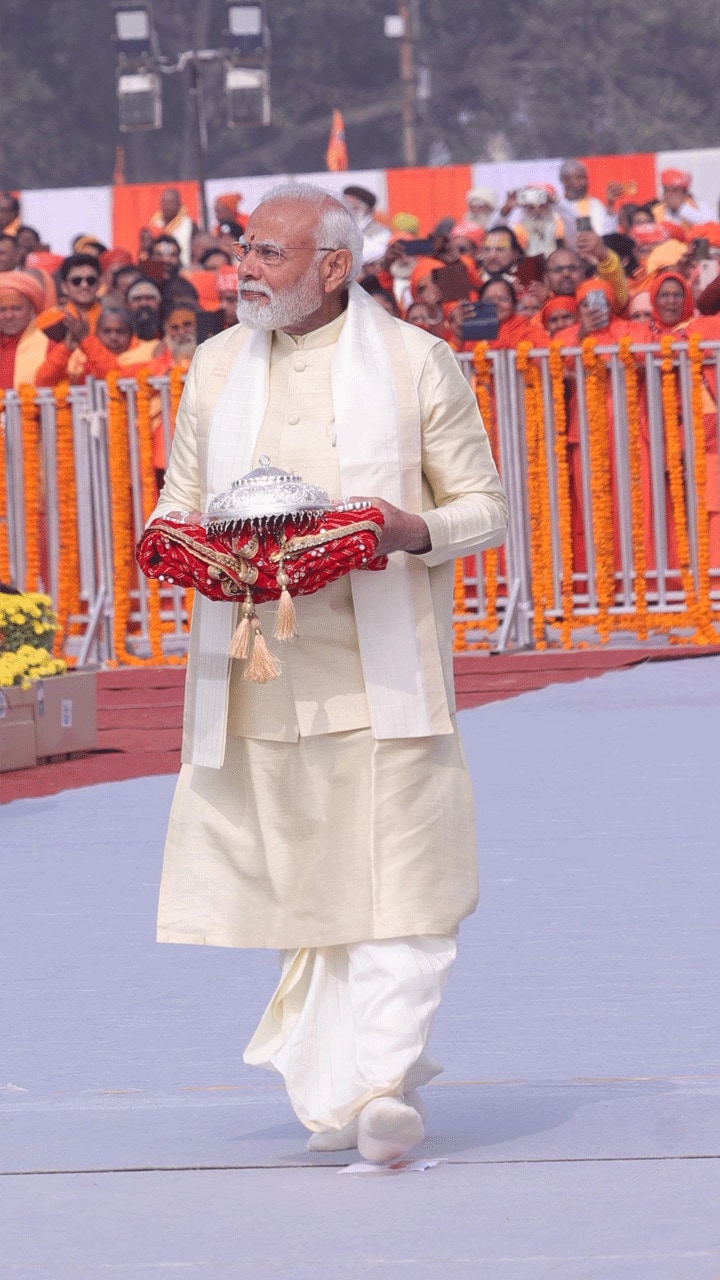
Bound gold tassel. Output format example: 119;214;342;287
228;593;255;660
273;564;297;640
244;617;282;683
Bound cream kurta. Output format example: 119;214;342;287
154;303;507;950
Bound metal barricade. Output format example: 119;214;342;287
2;341;720;662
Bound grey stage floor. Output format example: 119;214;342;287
1;658;719;1279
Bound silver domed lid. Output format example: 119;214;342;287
202;457;332;530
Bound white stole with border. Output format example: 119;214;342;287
187;283;451;768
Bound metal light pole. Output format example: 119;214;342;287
385;1;418;166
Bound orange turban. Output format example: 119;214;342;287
100;247;134;273
541;295;578;326
450;221;484;248
646;240;688;277
660;168;691;191
215;193;242;218
25;251;64;274
649;271;694;323
691;222;720;249
576;278;613;306
409;257;444;301
0;270;45;313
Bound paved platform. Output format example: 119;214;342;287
1;658;719;1278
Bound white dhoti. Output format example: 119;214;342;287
244;934;457;1132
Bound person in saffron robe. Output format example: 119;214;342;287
647;272;695;337
681;310;720;567
0;271;49;389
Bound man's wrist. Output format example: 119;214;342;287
406;515;431;554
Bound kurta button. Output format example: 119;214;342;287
288;413;300;425
293;358;307;372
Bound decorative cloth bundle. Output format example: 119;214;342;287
136;461;386;681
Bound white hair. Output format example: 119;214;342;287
252;181;363;284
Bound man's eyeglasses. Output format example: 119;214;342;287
67;274;98;286
231;239;338;267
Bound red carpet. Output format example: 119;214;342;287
3;646;719;803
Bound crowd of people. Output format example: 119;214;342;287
2;161;720;524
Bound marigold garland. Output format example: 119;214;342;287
134;372;166;662
581;338;614;642
0;389;10;583
688;334;716;641
52;385;81;658
618;338;649;640
659;334;704;639
549;341;575;648
517;341;553;649
19;385;41;591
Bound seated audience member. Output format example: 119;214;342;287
448;222;484;262
645;239;694;283
374;236;416;314
15;226;45;264
216;266;239;329
478;226;523;286
98;248;134;297
59;253;103;333
545;236;628;313
36;303;156;387
199;247;233;271
647;272;695;336
127;279;163;341
71;234;107;259
0;234;20;272
627;291;653;325
343;184;391;268
0;271;49;388
0;192;21;238
149;234;183;283
403;301;435;331
538;295;579;339
556;158;619;246
654;170;714;230
478;277;533;348
682;307;720;564
463;187;498;230
493;184;564;258
111;265;144;303
148;187;195;267
213;193;245;240
406;259;451;340
189;229;220;267
358;276;401;317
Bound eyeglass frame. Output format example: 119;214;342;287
231;239;341;266
67;273;99;286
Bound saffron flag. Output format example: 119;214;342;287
326;110;348;172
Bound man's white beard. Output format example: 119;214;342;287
168;335;197;360
236;269;324;331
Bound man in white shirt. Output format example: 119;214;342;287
556;158;618;246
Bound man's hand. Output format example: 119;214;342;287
353;497;431;556
605;181;625;209
62;311;89;350
576;229;609;265
578;303;610;337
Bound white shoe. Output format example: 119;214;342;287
306;1116;359;1152
357;1096;424;1163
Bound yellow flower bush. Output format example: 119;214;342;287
0;593;66;687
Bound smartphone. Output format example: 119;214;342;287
698;258;719;291
576;216;593;232
432;261;472;302
516;254;545;286
401;237;435;256
583;287;610;321
694;237;710;260
460;302;499;343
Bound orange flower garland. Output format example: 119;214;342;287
688;334;716;641
134;372;165;662
467;340;499;639
659;334;702;637
52;385;80;658
618;338;648;640
19;385;41;591
106;372;144;666
581;338;614;642
0;389;10;583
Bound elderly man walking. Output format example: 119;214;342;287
150;182;507;1162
